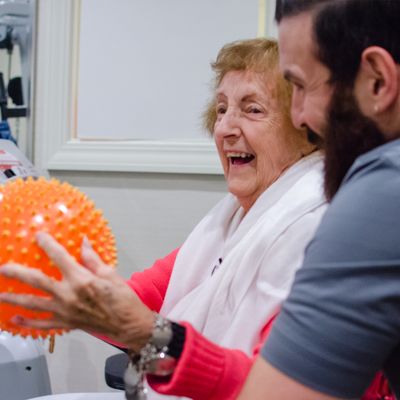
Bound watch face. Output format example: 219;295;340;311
153;327;173;347
152;316;173;348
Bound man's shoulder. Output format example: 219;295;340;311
333;140;400;211
306;140;400;265
344;139;400;185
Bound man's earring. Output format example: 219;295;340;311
374;104;380;113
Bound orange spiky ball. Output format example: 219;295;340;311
0;177;117;338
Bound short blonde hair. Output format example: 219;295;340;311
203;38;293;134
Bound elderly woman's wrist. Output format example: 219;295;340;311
126;314;186;378
124;310;155;352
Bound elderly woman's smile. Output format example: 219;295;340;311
227;152;256;165
214;70;313;212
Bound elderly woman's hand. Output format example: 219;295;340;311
0;232;154;351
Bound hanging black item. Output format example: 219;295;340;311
0;72;26;120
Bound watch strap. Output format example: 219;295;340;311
167;322;186;359
126;314;186;380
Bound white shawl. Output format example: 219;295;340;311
149;152;327;399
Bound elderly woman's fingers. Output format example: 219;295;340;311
35;232;82;278
81;236;105;274
11;314;118;334
0;236;154;346
11;315;71;330
0;289;110;330
0;292;57;312
0;263;58;294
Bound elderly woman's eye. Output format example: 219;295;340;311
216;105;226;114
248;106;263;114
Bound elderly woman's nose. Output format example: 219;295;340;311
214;110;241;137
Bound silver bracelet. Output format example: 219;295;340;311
124;313;176;400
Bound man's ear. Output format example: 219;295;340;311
356;46;399;115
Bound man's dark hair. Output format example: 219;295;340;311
274;0;331;23
315;0;400;85
276;0;400;86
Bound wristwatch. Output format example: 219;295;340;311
124;313;186;399
140;313;177;376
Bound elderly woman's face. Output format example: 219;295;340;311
214;70;299;211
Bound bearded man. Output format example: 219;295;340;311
239;1;400;399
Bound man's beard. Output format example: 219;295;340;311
323;84;386;201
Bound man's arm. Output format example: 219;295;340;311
238;357;344;400
239;160;400;399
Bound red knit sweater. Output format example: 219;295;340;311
126;248;273;399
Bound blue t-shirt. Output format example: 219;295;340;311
262;139;400;399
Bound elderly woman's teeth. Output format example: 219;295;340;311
227;152;255;165
227;152;252;158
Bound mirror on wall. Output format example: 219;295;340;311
0;0;35;159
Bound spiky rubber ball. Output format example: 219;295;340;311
0;177;117;338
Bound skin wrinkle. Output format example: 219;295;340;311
79;282;114;322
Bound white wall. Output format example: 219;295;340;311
77;0;260;140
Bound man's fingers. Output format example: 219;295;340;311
0;263;58;294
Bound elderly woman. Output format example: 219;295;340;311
0;38;326;399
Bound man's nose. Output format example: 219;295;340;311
290;91;306;130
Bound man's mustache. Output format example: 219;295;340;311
306;127;324;148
